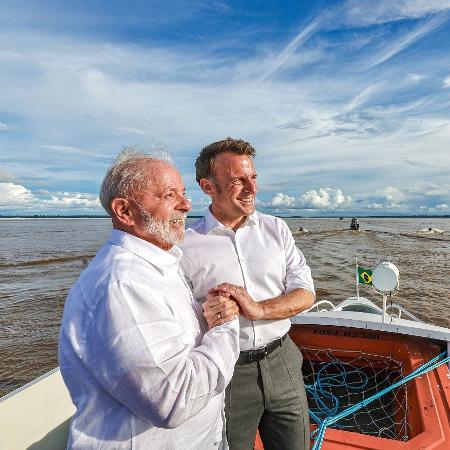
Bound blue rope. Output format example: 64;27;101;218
305;361;368;421
308;351;450;450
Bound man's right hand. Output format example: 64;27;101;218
202;292;239;330
209;283;264;321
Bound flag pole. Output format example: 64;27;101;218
355;258;359;300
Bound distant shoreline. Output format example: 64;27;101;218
1;215;449;219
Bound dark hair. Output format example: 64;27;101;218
195;137;256;183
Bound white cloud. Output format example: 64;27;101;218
363;182;450;212
368;14;449;68
0;182;101;212
42;192;100;208
0;182;34;206
443;75;450;88
382;186;405;203
407;73;426;83
0;121;17;131
299;188;352;209
402;182;450;198
343;0;450;26
343;83;383;113
43;145;84;154
366;202;383;210
366;201;400;210
418;202;449;214
116;126;149;136
42;145;110;159
0;5;450;216
0;26;447;159
271;192;295;207
259;18;322;82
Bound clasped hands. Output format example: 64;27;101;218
202;283;263;330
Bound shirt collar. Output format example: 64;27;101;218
109;229;182;275
204;207;258;234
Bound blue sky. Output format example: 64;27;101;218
1;0;449;216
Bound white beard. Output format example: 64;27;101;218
136;204;186;247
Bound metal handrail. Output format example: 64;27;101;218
386;303;422;322
303;300;336;313
303;300;422;323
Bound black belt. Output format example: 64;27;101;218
236;334;288;365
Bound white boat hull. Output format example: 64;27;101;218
0;368;74;450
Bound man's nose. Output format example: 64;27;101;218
243;178;257;194
178;195;192;212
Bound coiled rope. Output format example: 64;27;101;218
306;351;450;450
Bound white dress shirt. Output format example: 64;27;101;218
59;229;239;450
181;210;315;351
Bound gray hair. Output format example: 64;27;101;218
99;146;173;216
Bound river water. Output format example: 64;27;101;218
0;217;449;397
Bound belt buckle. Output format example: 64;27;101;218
255;346;268;362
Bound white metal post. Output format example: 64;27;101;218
355;259;360;301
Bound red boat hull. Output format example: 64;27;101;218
254;324;450;449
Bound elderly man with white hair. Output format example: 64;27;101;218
59;150;240;450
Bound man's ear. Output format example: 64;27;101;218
199;178;217;196
111;198;135;227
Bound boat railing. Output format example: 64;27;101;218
386;303;422;322
303;300;336;313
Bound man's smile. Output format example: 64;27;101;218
237;196;254;203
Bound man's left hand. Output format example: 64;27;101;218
209;283;264;321
202;292;240;329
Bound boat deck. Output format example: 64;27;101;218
257;324;450;449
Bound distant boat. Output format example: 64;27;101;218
350;217;359;230
420;227;444;234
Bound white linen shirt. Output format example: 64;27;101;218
59;229;239;450
181;210;315;351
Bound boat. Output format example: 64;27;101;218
256;261;450;449
0;367;74;450
349;217;360;231
1;262;450;449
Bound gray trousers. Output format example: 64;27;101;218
225;336;310;450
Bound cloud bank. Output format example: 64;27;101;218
0;1;449;215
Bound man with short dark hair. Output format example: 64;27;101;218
181;138;315;450
59;150;240;449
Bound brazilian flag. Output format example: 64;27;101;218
358;267;373;285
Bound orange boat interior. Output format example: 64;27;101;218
254;324;450;450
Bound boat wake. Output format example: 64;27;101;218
0;255;95;269
291;227;449;241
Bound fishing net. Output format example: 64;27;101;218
300;346;410;441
